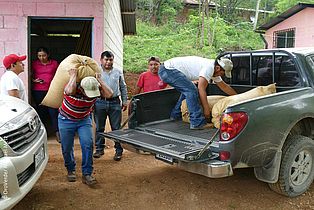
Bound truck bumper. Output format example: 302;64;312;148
177;160;233;178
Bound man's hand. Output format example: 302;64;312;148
65;69;78;95
95;73;102;81
122;104;127;111
203;109;211;119
68;68;78;76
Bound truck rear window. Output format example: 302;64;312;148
228;54;301;87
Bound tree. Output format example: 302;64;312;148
136;0;182;25
214;0;242;23
275;0;314;14
253;0;262;30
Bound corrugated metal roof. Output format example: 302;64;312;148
120;0;136;35
258;3;314;31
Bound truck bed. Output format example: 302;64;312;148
103;120;218;161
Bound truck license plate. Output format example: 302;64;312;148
35;145;45;168
155;153;173;164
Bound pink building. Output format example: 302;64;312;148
258;3;314;49
0;0;135;102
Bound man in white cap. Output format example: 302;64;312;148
1;54;27;101
58;69;113;187
158;56;237;129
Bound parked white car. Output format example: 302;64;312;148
0;95;48;210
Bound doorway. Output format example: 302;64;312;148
28;17;93;135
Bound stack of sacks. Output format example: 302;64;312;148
211;83;276;128
41;54;101;108
181;95;226;123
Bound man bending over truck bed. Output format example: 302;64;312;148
158;56;237;130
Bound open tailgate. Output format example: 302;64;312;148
101;120;218;163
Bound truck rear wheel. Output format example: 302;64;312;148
269;135;314;197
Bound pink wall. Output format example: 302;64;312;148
264;8;314;48
0;0;104;99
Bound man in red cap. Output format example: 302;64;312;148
1;54;27;101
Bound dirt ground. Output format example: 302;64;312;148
13;73;314;210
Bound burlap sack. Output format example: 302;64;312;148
41;54;101;108
181;95;226;123
212;84;276;128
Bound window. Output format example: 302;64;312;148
229;56;251;85
229;53;300;87
306;55;314;71
275;55;300;87
252;55;273;86
306;55;314;78
274;28;295;48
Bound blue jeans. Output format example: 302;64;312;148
58;114;94;176
94;98;123;154
158;65;206;128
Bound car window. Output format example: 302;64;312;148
229;56;250;85
306;55;314;72
252;55;273;86
229;53;301;87
275;55;301;87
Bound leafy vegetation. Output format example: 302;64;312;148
274;0;314;14
124;17;263;73
125;0;313;73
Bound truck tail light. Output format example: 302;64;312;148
220;112;248;141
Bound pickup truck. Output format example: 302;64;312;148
103;48;314;197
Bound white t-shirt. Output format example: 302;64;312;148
164;56;222;83
0;70;27;101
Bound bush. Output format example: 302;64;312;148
124;16;263;73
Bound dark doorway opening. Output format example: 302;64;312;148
28;17;93;136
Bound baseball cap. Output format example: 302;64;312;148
3;54;27;69
148;56;160;63
217;58;233;78
80;77;100;98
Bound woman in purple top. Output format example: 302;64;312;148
32;47;60;142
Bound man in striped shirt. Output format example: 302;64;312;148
58;68;113;186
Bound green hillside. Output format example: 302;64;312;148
123;17;264;73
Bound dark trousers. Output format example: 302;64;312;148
32;90;59;132
94;98;123;154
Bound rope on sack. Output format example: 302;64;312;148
81;59;88;66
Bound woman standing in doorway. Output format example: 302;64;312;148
32;47;60;142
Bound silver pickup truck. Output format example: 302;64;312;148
104;48;314;197
0;95;48;209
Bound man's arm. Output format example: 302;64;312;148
216;80;237;95
64;69;78;95
198;76;211;119
7;89;20;98
134;87;141;95
95;73;113;98
119;73;128;111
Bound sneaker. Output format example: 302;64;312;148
93;151;104;158
82;175;97;186
113;153;122;161
190;123;213;130
56;131;61;144
67;171;76;182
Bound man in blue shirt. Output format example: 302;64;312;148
93;51;128;161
